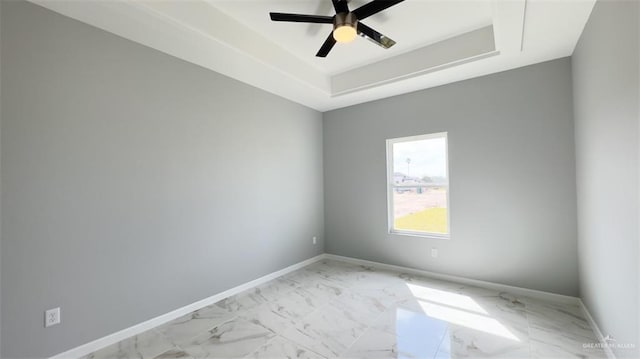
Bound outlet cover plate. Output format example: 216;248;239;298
45;307;61;327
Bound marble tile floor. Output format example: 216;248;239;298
82;259;606;359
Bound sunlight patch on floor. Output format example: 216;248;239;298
405;283;520;342
406;283;488;314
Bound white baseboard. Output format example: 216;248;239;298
323;254;580;305
50;254;325;359
579;299;617;359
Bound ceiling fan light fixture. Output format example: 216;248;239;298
333;25;357;43
333;12;358;43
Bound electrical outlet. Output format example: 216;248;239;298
431;248;438;258
312;236;317;245
45;307;61;327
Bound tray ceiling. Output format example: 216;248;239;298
213;0;494;75
30;0;596;111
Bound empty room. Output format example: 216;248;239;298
0;0;638;358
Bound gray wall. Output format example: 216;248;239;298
0;1;324;357
324;58;579;296
572;1;639;356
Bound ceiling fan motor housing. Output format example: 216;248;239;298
334;12;358;30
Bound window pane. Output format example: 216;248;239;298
389;134;449;236
393;187;448;234
392;136;447;185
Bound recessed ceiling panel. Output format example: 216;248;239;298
332;25;498;94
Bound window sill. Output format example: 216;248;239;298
389;231;450;240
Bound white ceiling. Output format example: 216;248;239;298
212;0;494;75
30;0;596;111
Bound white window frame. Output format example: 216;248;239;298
386;132;450;239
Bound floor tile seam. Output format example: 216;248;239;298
150;327;179;350
338;299;391;356
280;324;340;359
526;316;599;342
170;342;197;358
266;286;299;301
526;315;595;336
278;334;331;359
297;302;329;323
169;314;241;348
290;276;349;295
261;277;347;326
200;320;278;358
526;326;601;355
529;336;580;355
523;304;534;358
528;335;605;358
321;278;358;288
256;291;301;310
431;327;449;359
241;335;280;358
249;288;298;306
338;323;370;356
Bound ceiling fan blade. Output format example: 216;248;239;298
269;13;334;24
352;0;405;20
331;0;350;14
316;32;337;57
357;22;396;49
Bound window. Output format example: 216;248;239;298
386;132;450;238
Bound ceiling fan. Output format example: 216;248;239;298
269;0;405;57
